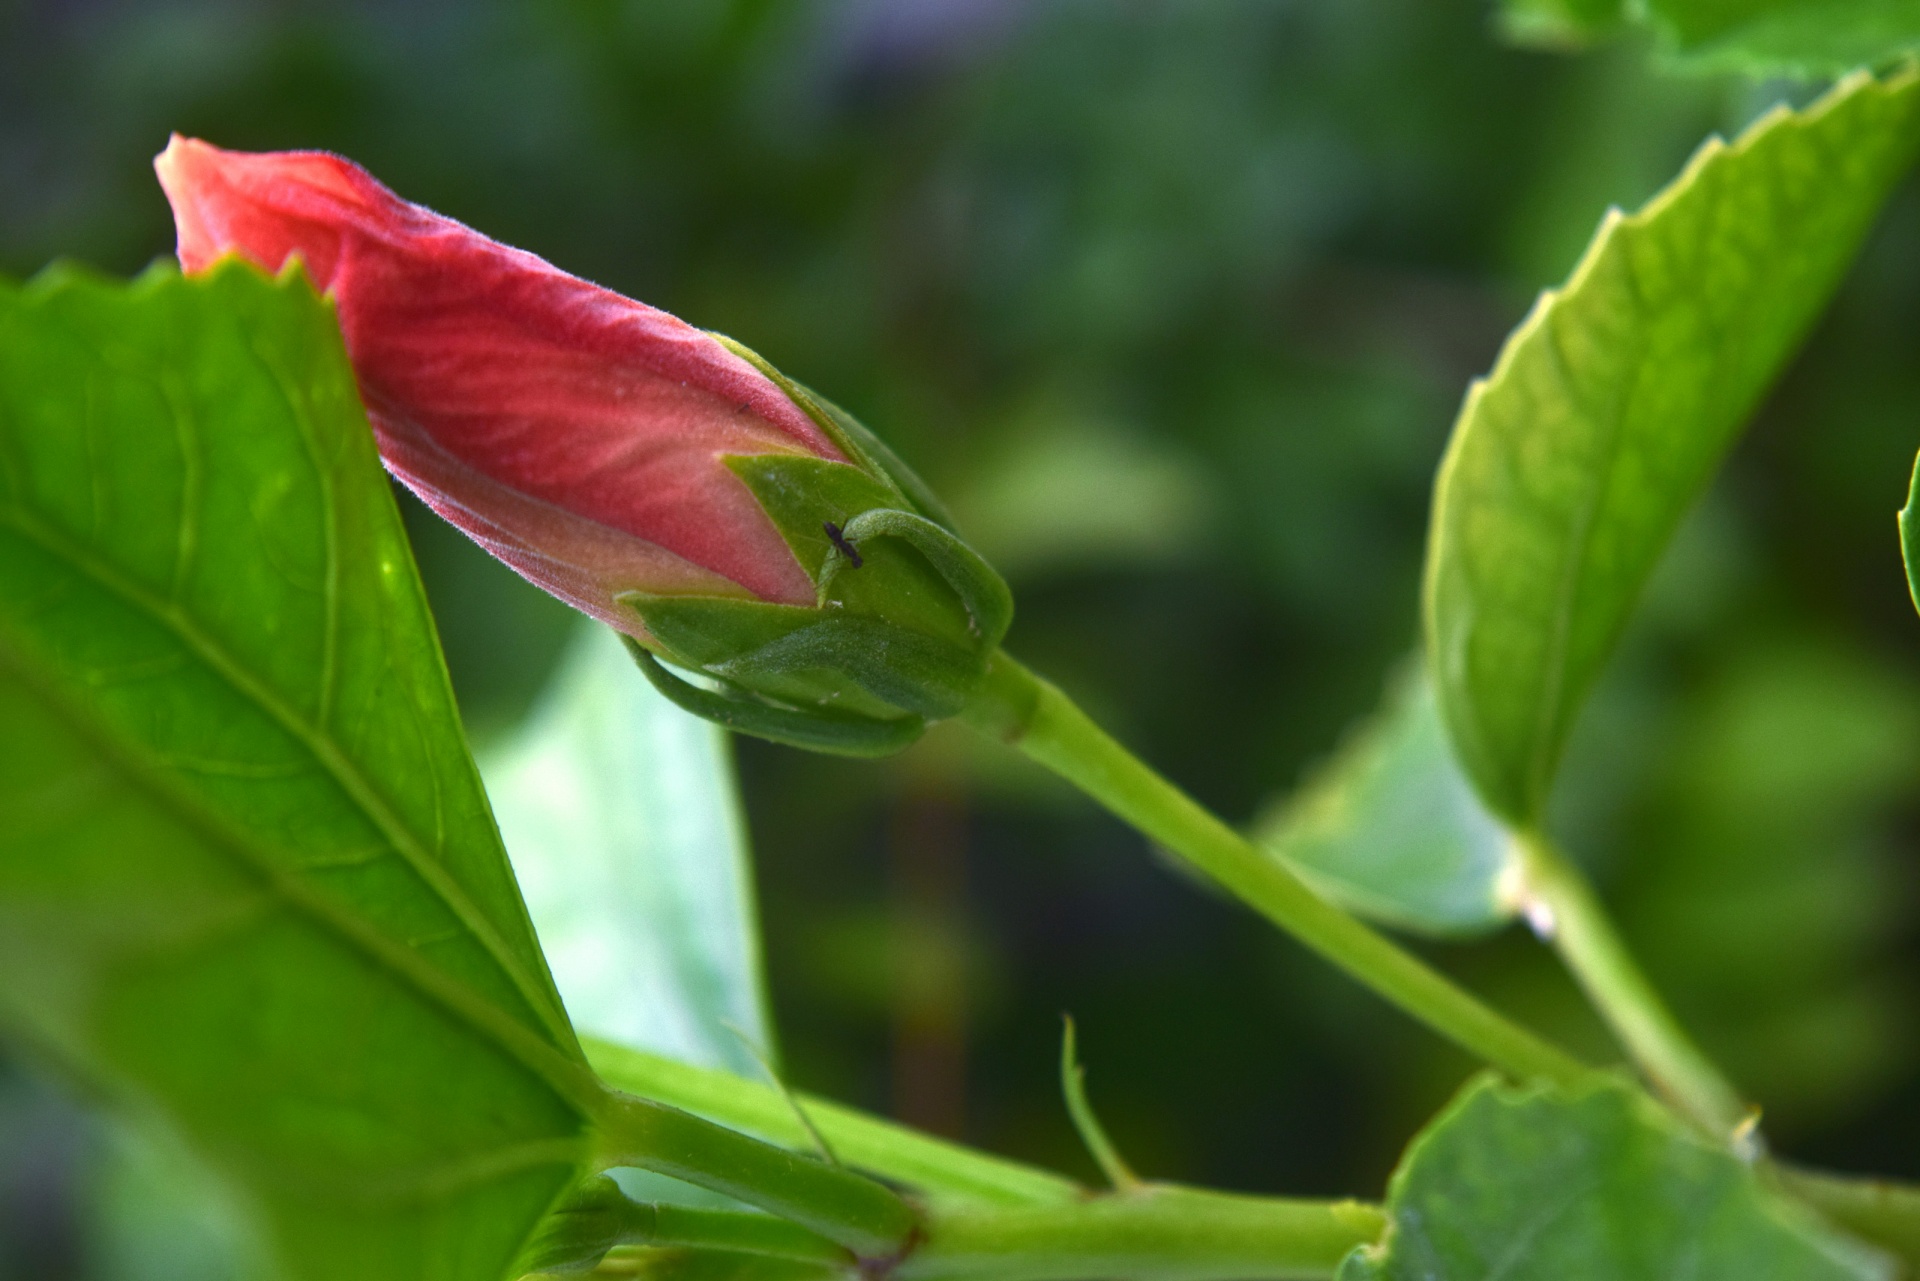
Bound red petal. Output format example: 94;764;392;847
155;135;841;613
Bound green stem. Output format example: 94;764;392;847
902;1185;1384;1281
1514;833;1747;1138
962;652;1586;1088
589;1088;918;1259
637;1204;854;1265
585;1037;1081;1209
1772;1166;1920;1272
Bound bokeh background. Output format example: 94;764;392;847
6;1;1920;1275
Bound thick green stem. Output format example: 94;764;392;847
1514;834;1747;1138
1773;1166;1920;1271
962;652;1586;1088
590;1088;918;1259
902;1185;1383;1281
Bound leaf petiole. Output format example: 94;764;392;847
1513;832;1749;1139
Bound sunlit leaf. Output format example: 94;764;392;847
0;261;595;1281
482;621;775;1077
1342;1075;1891;1280
1253;665;1517;938
1424;68;1920;824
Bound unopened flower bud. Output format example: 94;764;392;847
155;137;1010;755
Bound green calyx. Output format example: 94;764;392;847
619;368;1012;756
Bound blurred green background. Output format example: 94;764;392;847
4;1;1920;1275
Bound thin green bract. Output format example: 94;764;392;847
1341;1074;1890;1280
1254;665;1515;939
0;260;594;1281
1424;67;1920;825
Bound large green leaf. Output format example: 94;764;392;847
1253;665;1517;938
1424;68;1920;824
1342;1075;1890;1280
482;622;775;1080
0;261;596;1281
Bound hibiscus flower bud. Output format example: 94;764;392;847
154;136;1010;756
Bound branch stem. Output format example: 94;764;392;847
901;1185;1384;1281
962;652;1586;1088
1514;833;1747;1137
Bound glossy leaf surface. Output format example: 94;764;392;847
0;262;592;1281
1424;68;1920;823
482;622;774;1077
1254;666;1516;938
1342;1075;1890;1280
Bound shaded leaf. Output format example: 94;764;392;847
83;1119;268;1281
1642;0;1920;77
481;621;774;1078
0;261;593;1281
1254;666;1517;938
1424;68;1920;824
1342;1074;1891;1280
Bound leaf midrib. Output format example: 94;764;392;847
0;610;604;1119
0;500;582;1062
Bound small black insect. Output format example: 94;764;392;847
823;521;863;569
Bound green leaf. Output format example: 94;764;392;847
1423;68;1920;824
1496;0;1628;48
1253;665;1518;938
1642;0;1920;77
480;622;775;1079
1343;1074;1891;1280
0;261;595;1281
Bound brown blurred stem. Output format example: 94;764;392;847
890;762;970;1138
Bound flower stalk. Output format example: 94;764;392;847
960;651;1587;1089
